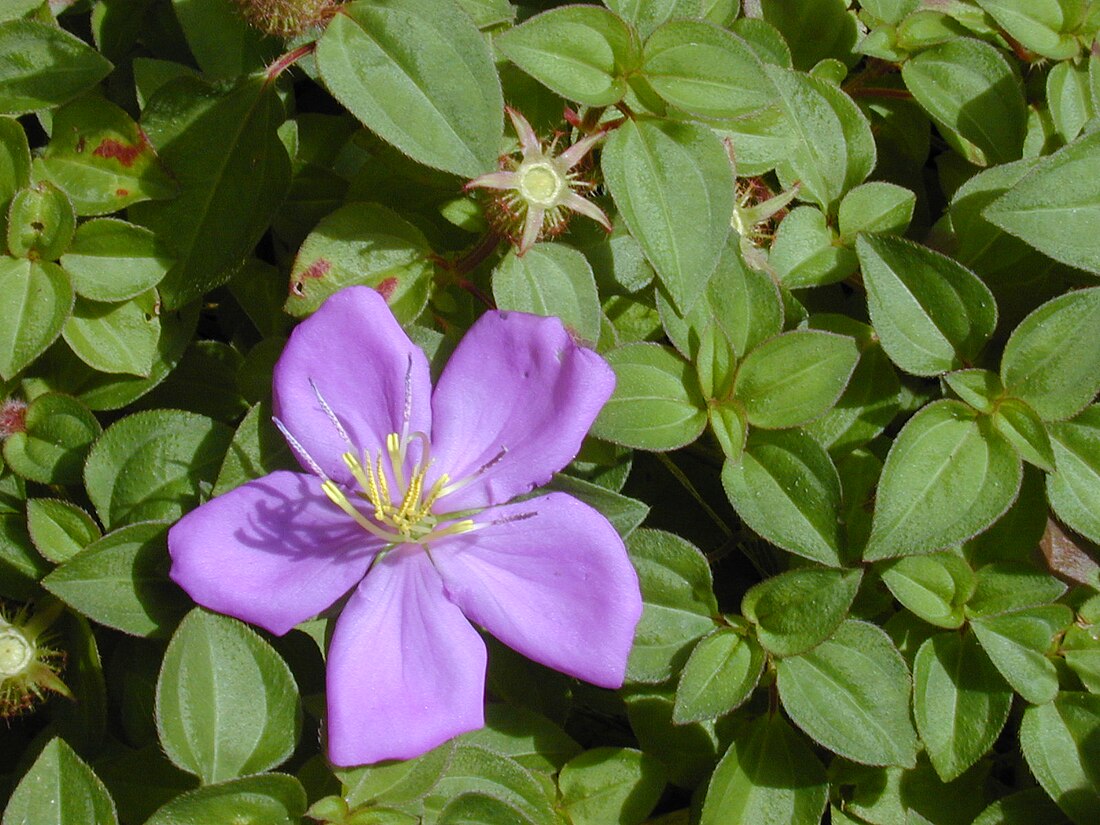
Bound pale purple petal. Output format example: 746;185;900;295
326;546;486;765
558;130;607;169
465;171;518;192
507;106;541;159
168;471;381;636
431;493;641;688
428;311;615;511
562;191;612;231
273;286;432;485
518;205;544;255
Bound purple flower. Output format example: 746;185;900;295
168;286;642;766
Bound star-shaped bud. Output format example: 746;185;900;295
466;107;612;255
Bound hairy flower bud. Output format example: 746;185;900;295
0;399;26;440
232;0;338;37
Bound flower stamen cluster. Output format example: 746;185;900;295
466;107;612;255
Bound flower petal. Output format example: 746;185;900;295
562;191;612;232
429;312;615;511
326;546;487;765
168;471;381;636
432;493;641;688
273;286;432;485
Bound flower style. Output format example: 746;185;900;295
168;286;642;766
465;107;612;255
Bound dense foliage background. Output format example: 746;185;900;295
2;0;1100;823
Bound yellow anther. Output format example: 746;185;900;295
343;452;372;495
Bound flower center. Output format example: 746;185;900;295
0;628;32;677
517;161;563;206
320;431;477;546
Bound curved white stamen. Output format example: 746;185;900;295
272;416;329;481
309;379;353;448
439;446;508;497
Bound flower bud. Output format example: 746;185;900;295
232;0;337;38
0;600;71;718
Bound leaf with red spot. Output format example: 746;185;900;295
33;93;177;216
285;202;435;324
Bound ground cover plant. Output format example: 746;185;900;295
1;0;1100;823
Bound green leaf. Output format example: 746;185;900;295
142;774;307;825
463;705;581;773
62;292;160;377
26;498;101;564
602;118;733;313
0;115;30;209
1;392;100;484
768;206;858;289
317;0;503;177
0;513;49;601
495;5;639;106
1020;693;1100;824
0;257;73;380
1047;60;1094;143
804;317;901;456
966;561;1067;617
130;76;291;309
880;552;976;629
6;181;74;261
437;794;538;825
170;0;276;80
492;244;601;344
973;788;1073;825
673;627;763;723
157;609;301;783
657;236;782;362
83;409;233;530
837;181;916;242
212;401;296;497
733;330;859;429
606;0;708;39
1062;624;1100;694
591;343;707;451
2;738;118;825
993;398;1056;471
945;369;1004;415
625;529;717;684
856;234;997;377
901;38;1025;166
24;301;198;412
912;632;1012;781
866;401;1022;560
33;94;177;216
285;202;433;325
767;64;876;211
760;0;858;70
971;605;1071;704
1047;406;1100;544
337;740;455;810
642;20;771;119
975;0;1083;60
0;20;112;114
743;566;862;657
701;714;828;825
624;689;719;788
60;219;173;302
777;620;919;768
558;748;665;825
1000;288;1100;422
424;745;557;825
41;520;189;638
721;427;844;566
984;130;1100;275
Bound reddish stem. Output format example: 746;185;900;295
265;42;317;83
845;86;913;100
